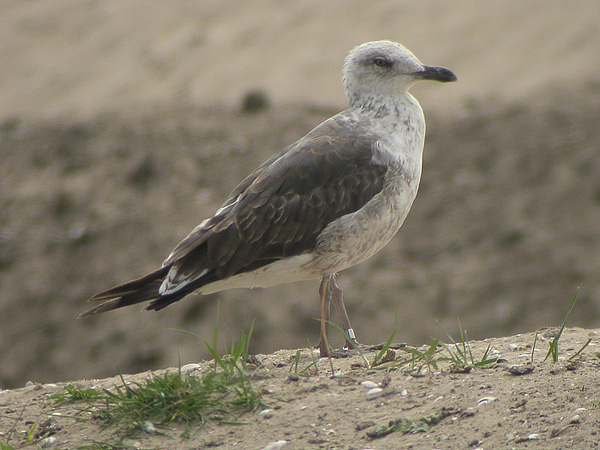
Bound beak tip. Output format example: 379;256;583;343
418;66;457;83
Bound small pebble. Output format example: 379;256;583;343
477;396;497;406
366;387;383;397
508;363;534;375
569;415;580;424
361;381;379;389
248;355;264;366
355;421;375;431
508;343;519;351
527;433;539;440
261;440;287;450
259;409;274;419
461;407;476;418
380;376;391;388
400;389;408;396
141;420;156;434
40;436;56;448
180;363;202;374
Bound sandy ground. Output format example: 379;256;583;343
1;1;600;447
1;328;599;448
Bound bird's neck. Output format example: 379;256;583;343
348;91;426;177
349;91;418;119
348;92;425;139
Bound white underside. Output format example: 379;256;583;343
194;253;318;295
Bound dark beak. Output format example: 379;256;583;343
413;65;457;83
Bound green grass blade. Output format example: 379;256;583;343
544;287;580;363
371;310;398;368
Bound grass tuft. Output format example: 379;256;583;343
52;383;104;403
95;368;262;432
369;317;497;373
544;287;580;363
437;320;498;370
396;339;443;373
52;321;266;438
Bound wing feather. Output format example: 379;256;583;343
161;116;388;294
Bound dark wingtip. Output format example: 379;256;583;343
79;298;124;317
80;266;171;317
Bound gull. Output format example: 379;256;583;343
81;40;456;358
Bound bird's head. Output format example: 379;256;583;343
342;40;456;108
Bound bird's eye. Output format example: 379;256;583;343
373;57;392;68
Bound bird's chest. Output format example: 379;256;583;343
313;169;418;273
310;101;425;274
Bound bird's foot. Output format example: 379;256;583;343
324;342;407;356
316;338;360;358
316;342;407;360
316;343;355;358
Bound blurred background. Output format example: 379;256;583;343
1;0;600;389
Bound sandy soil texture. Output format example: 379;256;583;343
1;328;599;448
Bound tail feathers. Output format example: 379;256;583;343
145;295;186;311
80;267;172;317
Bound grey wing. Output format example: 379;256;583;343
159;122;387;296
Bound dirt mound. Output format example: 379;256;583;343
0;328;598;448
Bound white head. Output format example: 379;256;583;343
342;40;456;108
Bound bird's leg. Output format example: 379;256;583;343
318;275;335;373
329;274;359;349
330;275;407;353
317;275;333;359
